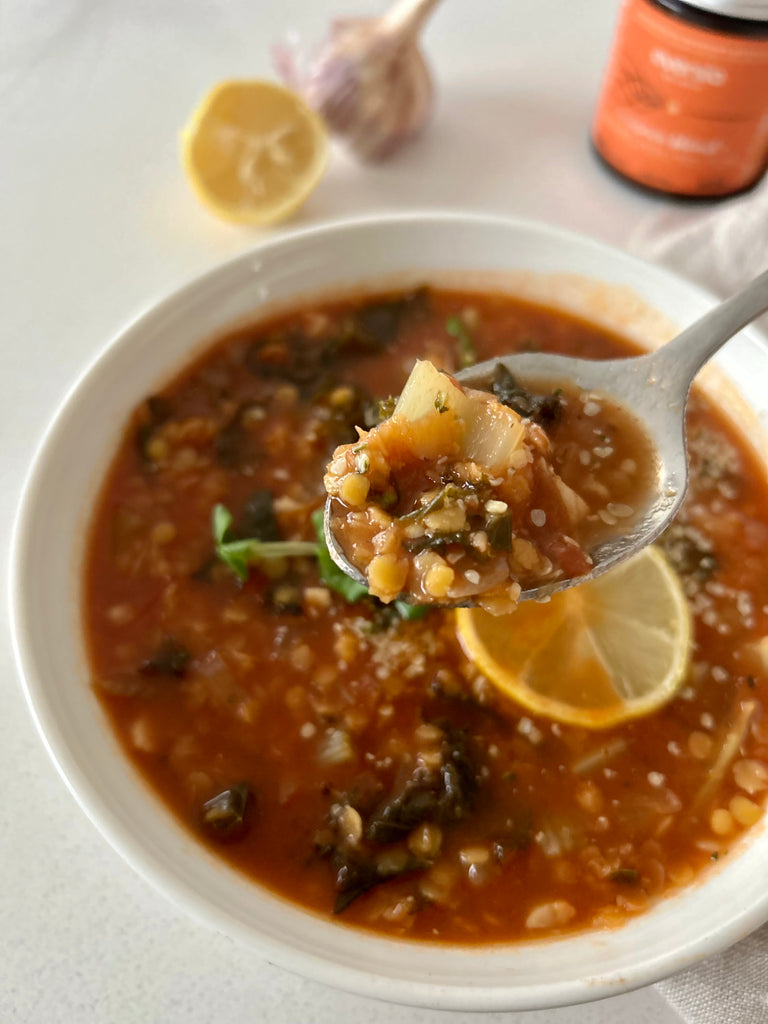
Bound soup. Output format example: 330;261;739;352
83;287;768;942
325;356;655;612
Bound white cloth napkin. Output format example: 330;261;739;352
627;173;768;1024
628;172;768;327
655;926;768;1023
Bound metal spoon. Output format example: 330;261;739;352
325;266;768;604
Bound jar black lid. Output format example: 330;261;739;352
653;0;768;33
671;0;768;21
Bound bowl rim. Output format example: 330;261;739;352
9;209;768;1012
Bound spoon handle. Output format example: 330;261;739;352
649;265;768;389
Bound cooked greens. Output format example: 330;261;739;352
213;504;318;581
491;364;564;426
139;637;191;678
212;502;428;621
201;783;252;841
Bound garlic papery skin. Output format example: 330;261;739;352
274;0;441;163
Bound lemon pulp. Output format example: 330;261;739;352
456;546;692;729
181;79;329;226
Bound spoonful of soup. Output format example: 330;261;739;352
324;266;768;613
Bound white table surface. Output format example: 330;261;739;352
4;1;729;1020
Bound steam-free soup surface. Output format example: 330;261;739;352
84;288;768;942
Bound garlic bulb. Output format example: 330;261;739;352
273;0;441;162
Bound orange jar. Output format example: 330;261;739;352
592;0;768;197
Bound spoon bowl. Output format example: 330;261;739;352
325;265;768;603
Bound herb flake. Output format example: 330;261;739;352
213;504;318;581
446;315;477;368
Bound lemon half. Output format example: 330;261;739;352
456;546;692;729
181;79;329;226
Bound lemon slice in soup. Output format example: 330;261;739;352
456;546;692;728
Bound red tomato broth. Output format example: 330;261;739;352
83;288;768;942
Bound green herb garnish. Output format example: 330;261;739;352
399;483;462;523
392;600;430;621
214;503;430;621
213;504;318;581
403;531;472;554
446;314;477;368
376;395;397;422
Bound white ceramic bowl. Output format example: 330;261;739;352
10;213;768;1012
